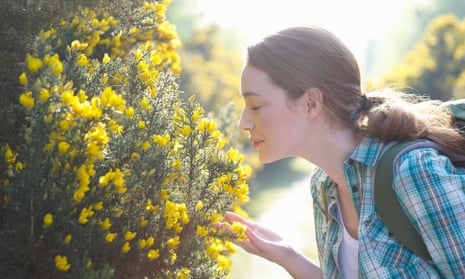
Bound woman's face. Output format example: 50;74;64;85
238;65;309;163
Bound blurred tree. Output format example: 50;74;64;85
365;0;465;79
178;25;243;110
377;14;465;101
166;0;261;170
166;0;203;39
178;24;261;171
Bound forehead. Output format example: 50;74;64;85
240;65;292;104
240;65;276;95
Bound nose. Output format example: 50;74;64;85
238;110;254;131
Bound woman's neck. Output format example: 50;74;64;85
304;127;361;186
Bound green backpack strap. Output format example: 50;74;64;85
374;140;432;261
374;99;465;261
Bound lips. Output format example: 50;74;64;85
250;138;264;149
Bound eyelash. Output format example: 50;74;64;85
251;106;262;111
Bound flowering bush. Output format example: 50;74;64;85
0;1;250;278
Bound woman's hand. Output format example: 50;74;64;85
219;212;323;279
222;211;291;263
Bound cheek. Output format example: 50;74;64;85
260;109;302;137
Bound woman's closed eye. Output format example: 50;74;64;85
251;105;262;110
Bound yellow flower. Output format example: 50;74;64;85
150;52;162;65
54;255;71;272
59;119;70;131
231;221;247;241
73;188;86;203
170;252;177;263
147;249;159;261
195;200;203;211
135;49;143;61
124;231;137;241
99;217;111;230
146;236;154;247
138;239;146;249
152;134;170;146
93;201;103;210
15;162;23;172
125;106;134;118
141;141;150;150
18;72;27;86
86;259;92;268
139;96;152;111
64;234;72;245
102;53;111;64
177;268;191;279
179;125;191;137
45;53;63;75
102;73;108;85
78;207;94;224
121;241;131;253
26;54;43;73
77;53;89;67
196;225;208;237
160;189;169;200
71;40;88;50
172;158;181;170
192;107;203;122
58;141;70;154
71;40;80;49
197;118;217;133
131;152;139;160
227;147;244;163
43;213;53;227
216;255;231;272
167;236;180;248
19;91;35;109
105;232;117;243
40;29;54;40
39;88;51;102
139;216;148;228
225;240;236;253
109;120;123;135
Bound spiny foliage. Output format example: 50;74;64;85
0;1;250;278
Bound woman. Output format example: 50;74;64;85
222;26;465;278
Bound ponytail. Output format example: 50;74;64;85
360;89;465;155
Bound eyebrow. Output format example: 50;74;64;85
241;91;261;97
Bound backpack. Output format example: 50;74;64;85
374;98;465;261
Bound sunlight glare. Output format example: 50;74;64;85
198;0;408;63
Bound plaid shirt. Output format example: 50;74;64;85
310;136;465;278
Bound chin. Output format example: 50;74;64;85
258;152;284;164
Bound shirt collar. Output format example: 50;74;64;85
345;135;386;168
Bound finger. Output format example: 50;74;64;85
238;227;266;255
212;222;229;231
225;212;282;241
224;211;257;229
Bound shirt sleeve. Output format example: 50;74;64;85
393;147;465;277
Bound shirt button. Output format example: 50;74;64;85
347;159;355;165
351;186;359;192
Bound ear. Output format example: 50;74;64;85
303;87;324;117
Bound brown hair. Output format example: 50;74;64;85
246;26;465;154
